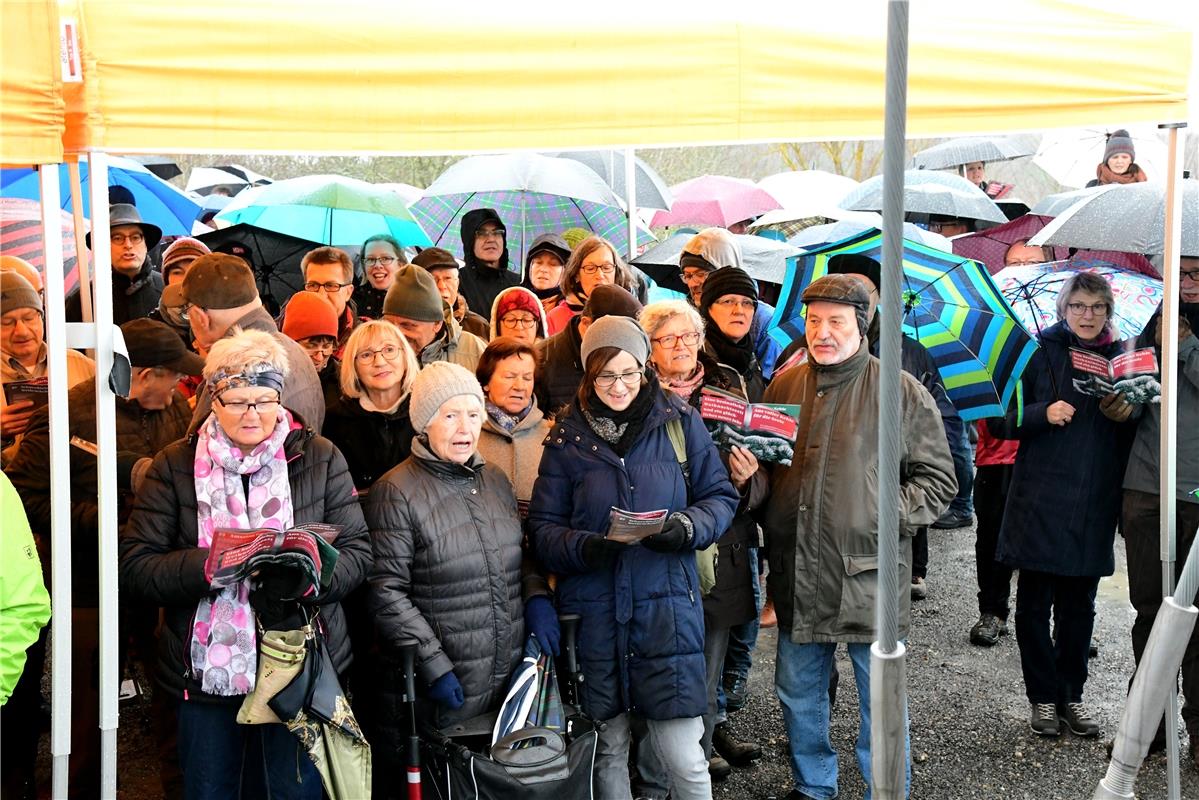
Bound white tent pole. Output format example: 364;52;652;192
1158;121;1186;800
872;1;909;798
625;148;637;260
87;151;120;799
40;164;74;800
67;162;94;325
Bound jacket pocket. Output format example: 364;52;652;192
837;554;878;635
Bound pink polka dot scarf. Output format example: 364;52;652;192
190;409;295;696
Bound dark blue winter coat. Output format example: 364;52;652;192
992;321;1134;577
528;386;739;722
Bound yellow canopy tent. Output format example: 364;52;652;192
57;0;1190;155
0;0;65;165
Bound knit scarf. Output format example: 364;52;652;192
190;410;295;696
486;399;531;433
655;361;706;402
1095;163;1147;185
1073;326;1116;351
580;373;658;457
704;324;756;374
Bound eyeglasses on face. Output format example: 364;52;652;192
501;315;537;329
110;233;145;246
364;256;398;267
1066;302;1108;317
476;228;505;240
594;370;642;389
1181;268;1199;282
217;397;280;416
680;269;709;283
355;344;403;364
652;331;701;349
304;281;352;293
580;263;616;276
713;297;756;310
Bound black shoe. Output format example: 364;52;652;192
1030;702;1061;736
708;754;732;780
969;614;1008;647
1089;637;1100;659
1058;702;1100;737
784;791;820;800
723;674;749;713
910;576;927;601
713;721;762;766
931;512;973;530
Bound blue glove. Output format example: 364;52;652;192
524;596;561;656
428;670;465;710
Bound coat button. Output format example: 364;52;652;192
471;489;478;495
592;445;598;451
798;503;808;511
816;390;824;398
556;438;563;444
575;436;581;441
629;485;635;491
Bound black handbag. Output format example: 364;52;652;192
267;617;361;739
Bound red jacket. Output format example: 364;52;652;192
975;420;1018;466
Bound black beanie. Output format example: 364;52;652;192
826;253;882;291
700;267;759;315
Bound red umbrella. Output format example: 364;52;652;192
0;197;85;292
952;213;1157;277
650;175;780;228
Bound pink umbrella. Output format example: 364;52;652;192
0;197;86;293
650;175;780;228
951;213;1157;277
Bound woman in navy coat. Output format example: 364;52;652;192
529;315;738;800
992;272;1135;740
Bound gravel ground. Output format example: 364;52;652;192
713;524;1199;800
29;520;1198;799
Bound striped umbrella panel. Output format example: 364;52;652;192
412;190;656;270
770;229;1038;421
0;197;84;293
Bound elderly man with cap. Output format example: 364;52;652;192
761;274;956;800
678;228;783;380
159;237;211;287
182;253;324;433
5;317;202;794
1;271;96;458
535;283;643;417
458;208;520;316
281;289;344;409
66;203;165;324
412;246;490;340
383;263;486;372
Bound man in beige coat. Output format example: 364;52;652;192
761;274;956;800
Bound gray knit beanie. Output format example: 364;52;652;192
0;271;42;315
410;361;485;432
383;264;444;323
580;315;650;369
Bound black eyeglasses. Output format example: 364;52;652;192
304;281;352;293
217;397;280;416
364;256;398;267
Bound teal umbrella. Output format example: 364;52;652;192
771;228;1038;421
216;174;431;247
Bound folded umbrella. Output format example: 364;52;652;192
771;229;1037;421
838;169;1008;225
493;636;564;747
650;175;780;229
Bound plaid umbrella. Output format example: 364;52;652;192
770;229;1038;421
993;260;1164;342
492;636;564;747
0;197;85;293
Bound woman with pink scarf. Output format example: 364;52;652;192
121;328;371;800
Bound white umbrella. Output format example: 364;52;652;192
1033;125;1168;189
912;136;1034;170
755;170;859;213
1029;185;1109;217
1028;180;1199;257
838;169;1008;224
375;182;424;206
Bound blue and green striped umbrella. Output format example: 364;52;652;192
770;229;1037;421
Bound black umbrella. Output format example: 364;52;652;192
196;223;321;315
127;155;182;181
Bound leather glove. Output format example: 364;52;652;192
642;517;692;553
248;564;310;629
581;535;627;570
1099;392;1133;423
428;670;465;710
524;596;561;656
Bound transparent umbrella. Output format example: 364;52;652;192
838;169;1008;225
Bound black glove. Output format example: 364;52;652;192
249;563;309;629
581;536;627;570
642;518;691;553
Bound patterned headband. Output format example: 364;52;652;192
209;367;285;399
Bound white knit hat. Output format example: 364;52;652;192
410;361;485;432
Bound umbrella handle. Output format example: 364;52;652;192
558;613;582;708
398;641;421;798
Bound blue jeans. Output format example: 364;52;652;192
774;638;910;800
944;416;975;518
719;546;762;712
177;700;322;800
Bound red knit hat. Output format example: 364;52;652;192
282;291;339;342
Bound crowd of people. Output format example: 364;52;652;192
0;159;1195;800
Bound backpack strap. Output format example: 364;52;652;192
665;416;691;500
